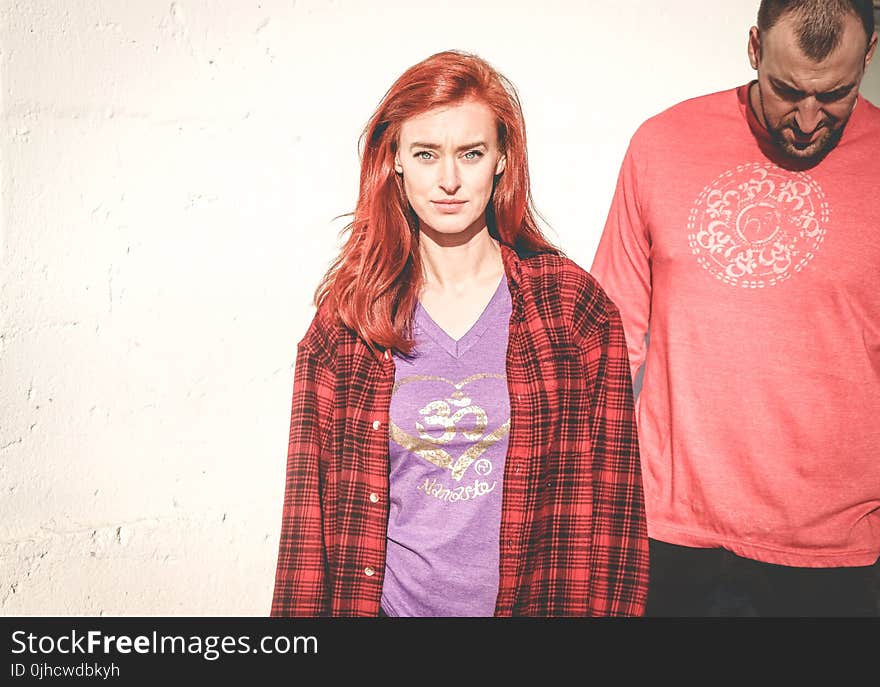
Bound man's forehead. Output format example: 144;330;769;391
764;62;856;93
760;13;868;91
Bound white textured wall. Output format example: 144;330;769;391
861;4;880;103
0;1;876;616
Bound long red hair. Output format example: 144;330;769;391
315;50;558;353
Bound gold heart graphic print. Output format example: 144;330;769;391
389;373;511;481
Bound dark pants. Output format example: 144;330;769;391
646;539;880;617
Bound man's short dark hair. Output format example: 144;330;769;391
757;0;876;60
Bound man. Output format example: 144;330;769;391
591;0;880;616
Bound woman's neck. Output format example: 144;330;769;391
418;225;503;292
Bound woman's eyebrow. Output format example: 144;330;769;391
408;141;488;151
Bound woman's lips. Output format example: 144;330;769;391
431;200;467;213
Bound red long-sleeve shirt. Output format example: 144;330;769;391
271;245;648;616
591;85;880;566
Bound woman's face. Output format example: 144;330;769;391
394;99;506;241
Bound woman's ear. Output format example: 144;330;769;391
495;155;506;176
394;154;403;174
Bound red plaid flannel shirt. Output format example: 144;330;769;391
271;246;648;616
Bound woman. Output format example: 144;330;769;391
271;50;648;617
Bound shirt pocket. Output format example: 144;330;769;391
533;332;583;392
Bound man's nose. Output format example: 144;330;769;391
794;99;823;134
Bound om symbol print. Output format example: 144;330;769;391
687;162;829;288
389;373;510;481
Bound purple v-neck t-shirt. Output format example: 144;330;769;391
380;278;512;617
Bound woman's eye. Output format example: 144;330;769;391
414;151;433;160
463;150;484;160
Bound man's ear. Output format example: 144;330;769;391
748;25;761;70
865;30;878;69
394;153;403;174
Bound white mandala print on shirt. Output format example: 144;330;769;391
687;162;829;288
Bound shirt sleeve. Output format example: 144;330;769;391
270;338;336;617
590;140;652;382
582;301;649;616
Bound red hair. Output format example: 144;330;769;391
315;50;559;354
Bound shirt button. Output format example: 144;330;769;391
369;492;380;503
364;566;375;577
372;420;381;430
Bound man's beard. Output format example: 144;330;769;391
767;121;844;161
757;84;845;162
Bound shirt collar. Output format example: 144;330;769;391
375;242;527;362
